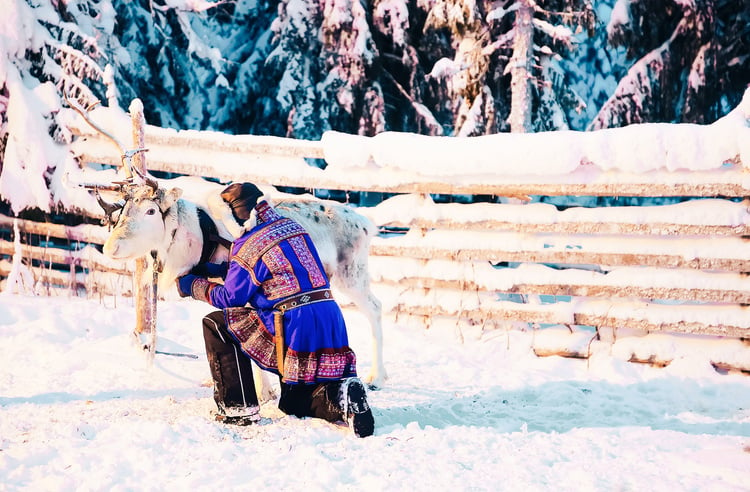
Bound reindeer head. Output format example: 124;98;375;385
100;175;183;260
65;95;183;262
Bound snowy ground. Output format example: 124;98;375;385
1;293;749;491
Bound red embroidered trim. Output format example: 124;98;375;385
283;348;357;384
191;277;214;303
261;244;300;300
288;235;327;288
224;306;357;383
233;218;305;271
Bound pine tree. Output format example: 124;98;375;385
421;0;597;135
0;0;114;213
186;0;282;135
319;0;384;136
111;0;228;129
371;0;446;135
265;0;324;139
421;0;496;135
266;0;386;139
556;0;628;130
589;0;749;128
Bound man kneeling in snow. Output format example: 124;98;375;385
176;182;374;438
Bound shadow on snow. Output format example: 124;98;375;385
373;378;750;437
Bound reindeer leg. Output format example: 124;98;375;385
362;292;386;389
254;364;278;402
335;272;386;390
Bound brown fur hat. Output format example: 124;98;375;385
220;182;264;222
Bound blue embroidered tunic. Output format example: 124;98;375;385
194;201;357;384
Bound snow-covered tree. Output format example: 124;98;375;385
319;0;384;135
422;0;597;135
110;0;271;131
371;0;446;135
0;0;114;214
589;0;750;128
5;0;746;213
556;0;628;130
0;0;268;214
265;0;324;139
266;0;386;139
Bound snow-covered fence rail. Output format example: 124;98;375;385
62;103;750;198
2;92;750;370
364;196;750;340
0;215;132;296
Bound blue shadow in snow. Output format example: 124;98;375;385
0;387;206;407
374;378;750;437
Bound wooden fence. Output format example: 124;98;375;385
1;101;749;370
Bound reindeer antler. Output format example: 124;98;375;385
64;93;135;181
65;93;161;196
130;159;159;194
73;180;125;228
94;189;126;227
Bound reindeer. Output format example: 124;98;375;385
70;99;386;392
97;177;387;401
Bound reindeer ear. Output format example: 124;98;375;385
161;187;183;211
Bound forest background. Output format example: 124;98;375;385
1;0;749;213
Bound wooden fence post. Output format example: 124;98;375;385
129;99;157;356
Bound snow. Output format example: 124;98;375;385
608;0;632;33
428;57;466;79
375;227;750;263
0;76;67;214
0;293;748;490
321;91;750;176
2;4;750;487
162;0;229;12
533;18;574;45
486;3;519;23
373;0;410;47
364;192;750;228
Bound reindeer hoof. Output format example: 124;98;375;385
259;387;278;403
364;370;387;391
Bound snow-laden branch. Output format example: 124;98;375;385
486;2;521;22
157;0;232;13
428;58;470;79
532;18;574;48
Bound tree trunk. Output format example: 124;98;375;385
508;0;534;133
